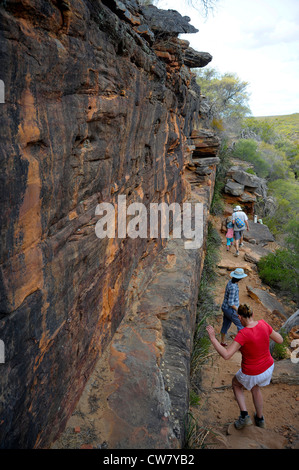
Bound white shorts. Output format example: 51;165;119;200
235;363;274;390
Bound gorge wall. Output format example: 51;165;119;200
0;0;219;448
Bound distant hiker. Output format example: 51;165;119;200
220;268;247;346
206;304;283;430
225;216;234;251
232;205;249;256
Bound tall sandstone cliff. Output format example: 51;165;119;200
0;0;218;448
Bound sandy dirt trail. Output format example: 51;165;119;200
190;214;299;449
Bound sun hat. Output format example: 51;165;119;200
233;205;242;212
230;268;247;279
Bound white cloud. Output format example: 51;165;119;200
156;0;299;116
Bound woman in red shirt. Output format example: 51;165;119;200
206;304;283;429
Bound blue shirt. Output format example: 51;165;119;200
222;280;239;309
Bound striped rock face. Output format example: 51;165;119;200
0;0;216;448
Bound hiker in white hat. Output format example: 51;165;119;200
219;268;247;346
232;205;249;256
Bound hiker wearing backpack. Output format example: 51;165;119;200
232;205;249;256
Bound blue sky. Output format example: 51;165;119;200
156;0;299;117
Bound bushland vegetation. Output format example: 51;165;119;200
196;68;299;305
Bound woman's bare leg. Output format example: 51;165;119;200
251;385;263;418
232;376;247;412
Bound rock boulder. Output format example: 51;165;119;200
224;179;245;196
246;286;287;319
244;221;275;244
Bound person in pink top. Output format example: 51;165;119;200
225;216;234;252
206;304;283;429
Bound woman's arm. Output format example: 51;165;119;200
206;325;241;360
270;330;284;344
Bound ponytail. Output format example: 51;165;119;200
238;304;253;318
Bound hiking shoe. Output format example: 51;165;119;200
234;414;252;430
234;251;239;257
240;242;244;247
254;413;265;428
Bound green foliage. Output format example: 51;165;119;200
195;68;251;131
259;141;293;181
211;138;233;215
258;249;299;303
285;218;299;253
264;198;292;235
242;117;277;143
274;139;299;178
264;179;299;235
191;223;221;377
210;178;225;215
272;329;289;360
258;218;299;304
231;138;296;182
231;139;270;178
256;113;299;142
241;115;299;179
202;222;222;284
211;117;225;131
258;249;292;287
189;390;201;406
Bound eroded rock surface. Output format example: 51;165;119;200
52;163;217;449
0;0;216;448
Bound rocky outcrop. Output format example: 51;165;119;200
243;244;271;264
225;179;246;197
270;310;299;355
140;4;198;35
271;360;299;386
244;220;275;245
226;166;267;196
246;286;287;319
0;0;217;449
224;164;277;218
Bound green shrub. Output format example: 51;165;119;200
210;178;225;215
211;139;232;215
232;138;296;181
242;117;277;143
264;179;299;236
191;222;221;377
258;249;299;304
272;328;289;360
189;390;201;407
231;139;271;178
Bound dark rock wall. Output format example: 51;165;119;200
0;0;213;448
